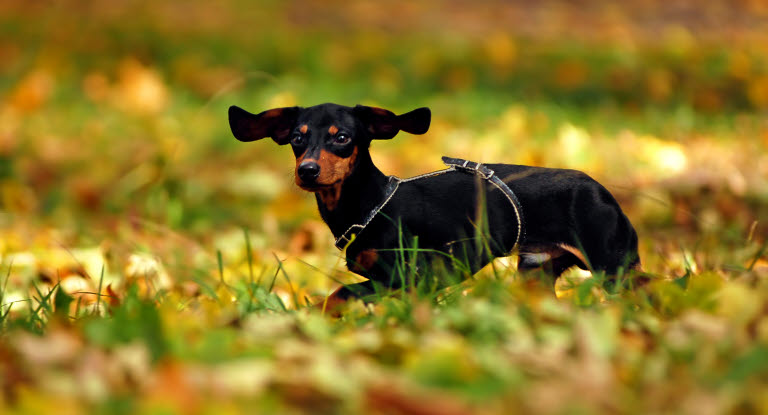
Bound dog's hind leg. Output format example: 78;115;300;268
517;247;586;280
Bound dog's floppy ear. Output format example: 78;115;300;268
229;105;301;145
354;105;431;140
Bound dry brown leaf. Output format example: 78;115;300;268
365;382;476;415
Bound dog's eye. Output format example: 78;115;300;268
291;133;305;145
334;134;351;145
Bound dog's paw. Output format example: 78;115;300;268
311;288;349;316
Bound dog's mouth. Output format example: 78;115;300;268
297;181;338;192
298;184;324;192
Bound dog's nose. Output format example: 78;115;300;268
297;161;320;182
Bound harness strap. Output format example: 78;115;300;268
335;176;400;250
441;157;526;251
334;157;526;252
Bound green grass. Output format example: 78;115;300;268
2;226;766;413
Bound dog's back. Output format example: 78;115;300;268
491;163;640;274
346;162;639;279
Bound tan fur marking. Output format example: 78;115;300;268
557;243;589;268
296;149;309;164
312;147;358;210
294;150;312;187
299;124;308;134
314;286;348;316
318;184;343;211
353;249;378;272
263;109;282;118
328;125;338;135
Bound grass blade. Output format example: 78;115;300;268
273;252;299;309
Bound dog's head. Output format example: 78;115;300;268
229;103;430;192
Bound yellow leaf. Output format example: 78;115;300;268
113;58;169;114
8;69;54;112
484;32;517;77
747;76;768;109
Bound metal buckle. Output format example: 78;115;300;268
474;162;494;180
335;224;365;250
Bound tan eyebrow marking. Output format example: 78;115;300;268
300;125;308;134
328;125;338;135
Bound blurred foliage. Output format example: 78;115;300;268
1;0;768;414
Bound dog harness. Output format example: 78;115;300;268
335;157;526;252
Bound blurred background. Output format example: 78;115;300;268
1;0;767;294
3;3;768;413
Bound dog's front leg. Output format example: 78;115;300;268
314;246;406;314
314;280;377;315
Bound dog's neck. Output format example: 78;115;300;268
314;150;389;239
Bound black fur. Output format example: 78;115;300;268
229;103;640;301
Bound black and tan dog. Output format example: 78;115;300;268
229;103;639;306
